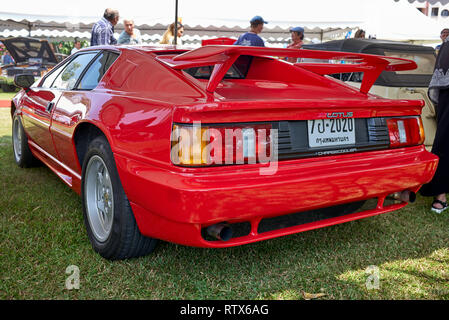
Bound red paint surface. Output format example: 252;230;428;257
10;45;439;248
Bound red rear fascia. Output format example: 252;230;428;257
116;145;438;248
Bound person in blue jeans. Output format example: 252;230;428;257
234;16;267;47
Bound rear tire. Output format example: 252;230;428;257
81;135;158;260
12;116;38;167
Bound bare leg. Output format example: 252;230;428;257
435;193;447;207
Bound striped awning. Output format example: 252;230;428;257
408;0;449;4
0;0;445;44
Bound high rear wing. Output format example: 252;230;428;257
156;45;417;94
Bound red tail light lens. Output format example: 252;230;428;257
387;116;425;148
171;123;274;166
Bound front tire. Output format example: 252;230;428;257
12;116;38;167
81;135;157;260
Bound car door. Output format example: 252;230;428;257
20;58;70;158
34;51;99;160
50;51;120;173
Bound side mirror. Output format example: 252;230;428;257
14;74;35;89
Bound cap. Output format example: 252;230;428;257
290;26;304;34
250;15;268;24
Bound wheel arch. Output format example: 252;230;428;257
73;121;111;169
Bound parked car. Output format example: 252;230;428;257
303;38;437;148
0;37;58;92
11;45;438;260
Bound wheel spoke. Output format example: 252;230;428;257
17;125;21;144
97;198;105;212
104;171;110;185
13;119;23;160
84;155;114;243
97;170;104;185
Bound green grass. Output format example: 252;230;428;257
0;107;448;300
0;91;17;101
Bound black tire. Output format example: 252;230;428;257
12;116;39;167
81;135;158;260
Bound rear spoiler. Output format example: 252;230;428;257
156;45;417;94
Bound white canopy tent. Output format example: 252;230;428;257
0;0;444;45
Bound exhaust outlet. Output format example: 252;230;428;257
389;190;416;203
206;223;233;241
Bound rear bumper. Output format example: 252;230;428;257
114;146;438;247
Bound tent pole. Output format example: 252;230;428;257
174;0;179;45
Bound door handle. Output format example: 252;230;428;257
46;102;55;112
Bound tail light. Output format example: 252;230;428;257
171;123;274;166
387;116;425;148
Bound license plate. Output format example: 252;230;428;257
307;118;355;148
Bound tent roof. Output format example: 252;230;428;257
407;0;449;4
0;0;444;42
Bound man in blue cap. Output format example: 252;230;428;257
286;26;304;63
233;16;267;47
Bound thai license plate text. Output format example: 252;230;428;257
308;118;355;148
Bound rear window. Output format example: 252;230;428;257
184;55;252;79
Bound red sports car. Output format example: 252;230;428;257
11;44;438;260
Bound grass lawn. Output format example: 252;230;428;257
0;91;17;101
0;108;448;300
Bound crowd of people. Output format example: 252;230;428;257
3;7;443;61
85;9;307;64
0;8;446;63
89;8;183;46
87;9;303;49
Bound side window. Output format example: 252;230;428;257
40;59;70;88
51;52;98;90
77;52;119;90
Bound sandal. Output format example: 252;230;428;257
431;199;448;214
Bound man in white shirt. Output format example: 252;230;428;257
71;38;81;54
118;19;142;45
